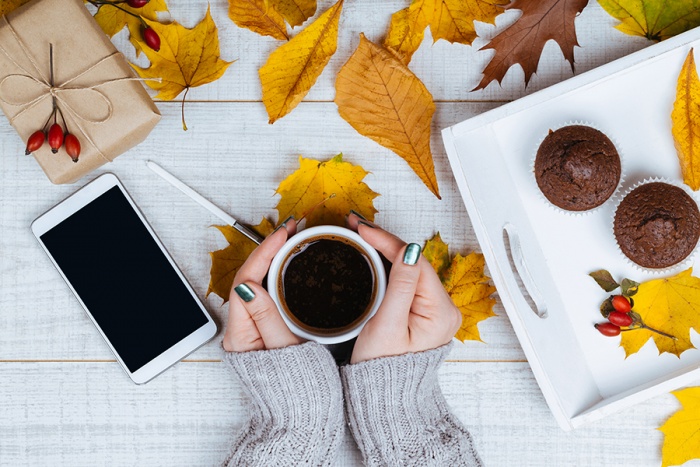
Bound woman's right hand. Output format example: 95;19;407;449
347;213;462;364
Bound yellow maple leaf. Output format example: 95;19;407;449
268;0;316;28
599;0;700;41
0;0;31;17
259;0;342;123
384;0;506;64
133;7;233;129
424;234;497;342
92;0;169;56
207;217;275;303
672;49;700;191
275;154;379;228
659;386;700;467
620;268;700;358
384;0;433;64
335;34;440;198
228;0;288;40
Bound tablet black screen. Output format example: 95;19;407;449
41;186;209;372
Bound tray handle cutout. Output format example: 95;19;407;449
502;223;548;319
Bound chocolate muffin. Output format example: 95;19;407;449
535;125;621;211
614;182;700;269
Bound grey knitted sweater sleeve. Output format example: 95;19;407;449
222;341;344;467
341;343;482;467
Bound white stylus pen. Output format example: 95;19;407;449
146;161;263;245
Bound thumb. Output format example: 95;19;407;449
232;282;303;349
372;243;422;328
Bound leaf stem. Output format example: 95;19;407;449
641;324;677;340
181;87;190;131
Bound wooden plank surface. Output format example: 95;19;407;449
0;0;696;465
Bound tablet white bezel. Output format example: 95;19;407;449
31;173;217;384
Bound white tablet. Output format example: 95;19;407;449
32;173;217;384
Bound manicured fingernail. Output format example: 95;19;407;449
350;209;366;220
272;215;295;234
358;220;375;229
403;243;421;265
234;283;255;302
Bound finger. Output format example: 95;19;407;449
234;218;296;284
224;298;264;352
346;211;374;232
371;243;422;329
232;281;303;349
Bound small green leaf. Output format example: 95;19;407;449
600;296;615;318
590;270;620;292
621;278;640;297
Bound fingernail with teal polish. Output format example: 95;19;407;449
358;220;375;229
272;215;295;234
403;243;421;265
350;209;367;220
234;283;255;302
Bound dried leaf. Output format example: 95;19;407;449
621;278;639;296
384;0;433;64
259;0;343;123
269;0;316;28
430;0;506;45
207;218;275;302
275;154;379;227
423;232;451;279
672;49;700;191
589;269;620;292
474;0;588;91
132;7;233;129
335;34;440;198
228;0;288;40
424;234;497;342
659;386;700;467
0;0;31;17
599;0;700;41
620;268;700;358
93;0;169;56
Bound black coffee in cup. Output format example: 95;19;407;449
277;235;376;334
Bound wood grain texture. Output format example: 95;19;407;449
0;361;694;466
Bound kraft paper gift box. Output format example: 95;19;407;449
0;0;160;184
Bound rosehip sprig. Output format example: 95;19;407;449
87;0;160;52
590;270;677;341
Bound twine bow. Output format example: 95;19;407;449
0;15;158;162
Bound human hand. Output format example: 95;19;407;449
347;213;461;363
222;219;304;352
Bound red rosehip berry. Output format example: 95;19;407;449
64;134;81;163
595;322;621;337
127;0;149;7
48;123;64;154
25;130;45;155
142;26;160;52
611;295;631;313
608;311;633;327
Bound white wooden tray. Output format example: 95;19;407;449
442;27;700;431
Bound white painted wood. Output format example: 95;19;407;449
0;362;697;466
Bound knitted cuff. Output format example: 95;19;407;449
223;342;344;466
341;343;482;467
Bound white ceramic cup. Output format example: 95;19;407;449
267;225;387;344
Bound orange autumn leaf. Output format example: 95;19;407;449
474;0;588;90
620;268;700;358
0;0;31;17
384;0;433;64
275;154;379;227
259;0;343;123
599;0;700;42
92;0;169;56
269;0;316;28
208;217;275;303
335;34;440;198
672;49;700;190
424;234;497;342
659;386;700;467
132;7;233;129
228;0;288;40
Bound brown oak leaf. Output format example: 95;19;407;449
474;0;589;91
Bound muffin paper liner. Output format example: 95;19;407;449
611;177;700;275
531;120;626;217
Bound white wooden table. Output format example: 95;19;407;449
2;1;697;465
